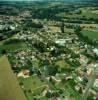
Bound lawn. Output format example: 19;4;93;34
18;75;48;100
0;55;26;100
55;59;69;69
55;78;80;100
81;30;98;41
81;9;98;19
65;85;80;100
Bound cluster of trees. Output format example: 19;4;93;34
60;21;64;33
23;19;43;29
0;6;19;16
3;38;24;45
31;5;74;21
0;29;20;41
33;41;47;53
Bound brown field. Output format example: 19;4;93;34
0;55;26;100
49;26;61;32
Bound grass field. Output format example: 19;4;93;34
0;55;26;100
55;78;80;100
56;8;98;19
18;75;48;100
81;30;98;41
0;41;27;54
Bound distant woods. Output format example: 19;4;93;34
0;29;20;41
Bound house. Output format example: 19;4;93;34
17;69;30;78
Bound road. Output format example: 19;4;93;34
82;73;96;100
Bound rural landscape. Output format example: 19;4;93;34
0;0;98;100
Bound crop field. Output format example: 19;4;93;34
0;55;26;100
81;30;98;41
49;25;74;33
49;26;61;33
56;8;98;19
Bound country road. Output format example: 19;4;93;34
82;74;96;100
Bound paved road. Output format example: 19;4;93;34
82;74;96;100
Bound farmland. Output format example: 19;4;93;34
56;8;98;19
81;30;98;41
0;55;26;100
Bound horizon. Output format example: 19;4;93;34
0;0;95;1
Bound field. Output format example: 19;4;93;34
55;78;80;100
81;30;98;41
92;10;98;14
0;42;27;51
56;8;98;19
0;40;27;54
18;75;48;100
49;26;61;32
48;26;74;33
0;55;26;100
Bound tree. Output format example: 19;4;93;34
34;41;46;53
74;26;82;34
1;49;7;54
47;65;58;76
0;35;4;41
60;21;64;33
46;91;52;98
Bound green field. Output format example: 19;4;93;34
18;75;48;100
0;41;27;55
0;55;26;100
56;9;98;19
55;79;80;100
81;30;98;41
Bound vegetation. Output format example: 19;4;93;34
0;1;98;100
18;75;47;100
0;55;26;100
81;30;98;41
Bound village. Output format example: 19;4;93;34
0;1;98;100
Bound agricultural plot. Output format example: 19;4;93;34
81;30;98;41
0;55;26;100
56;8;98;19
